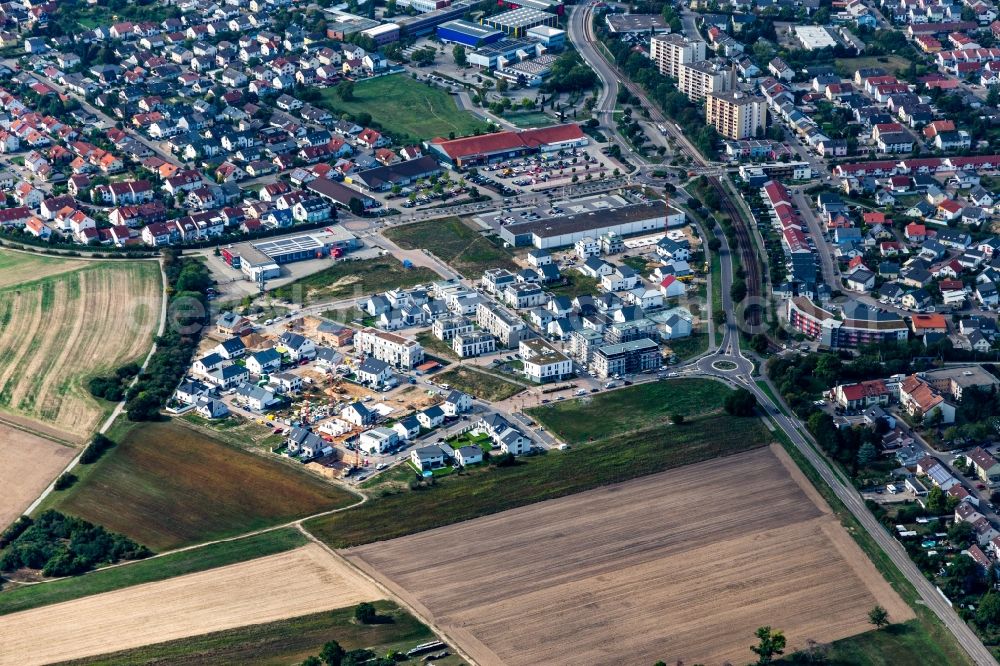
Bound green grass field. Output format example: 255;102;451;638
50;421;357;551
384;217;517;277
546;272;601;298
527;378;727;443
665;332;708;360
0;529;306;617
317;74;486;141
61;601;462;666
780;620;967;665
434;366;525;401
269;257;439;305
834;55;912;78
505;111;555;129
415;331;459;360
306;409;771;548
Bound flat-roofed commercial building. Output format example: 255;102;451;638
482;8;557;36
650;33;705;80
436;19;504;47
706;90;767;140
499;201;679;249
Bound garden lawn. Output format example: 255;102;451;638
317;74;486;141
305;411;772;548
50;421;357;551
528;378;728;443
269;257;439;305
435;366;525;401
0;529;307;617
384;217;517;276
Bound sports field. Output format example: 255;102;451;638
0;423;74;530
0;253;162;440
51;421;358;551
318;74;486;141
0;544;383;666
345;446;912;666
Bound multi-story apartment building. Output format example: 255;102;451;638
706;91;767;140
519;338;572;383
453;331;497;358
677;60;734;101
650;33;706;79
356;327;425;369
786;297;908;349
592;338;661;379
476;301;528;348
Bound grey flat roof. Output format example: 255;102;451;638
598;337;660;356
507;201;666;239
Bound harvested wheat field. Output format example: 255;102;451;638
0;423;75;529
0;260;161;441
346;445;912;666
0;248;87;290
0;544;383;666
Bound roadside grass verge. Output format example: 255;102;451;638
0;529;307;617
769;426;974;666
306;410;771;548
384;217;517;276
50;420;357;551
59;600;462;666
269;257;439;305
527;378;727;442
434;366;525;401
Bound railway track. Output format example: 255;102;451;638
708;176;761;328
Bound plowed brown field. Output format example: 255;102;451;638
0;544;383;666
0;423;74;529
345;445;912;666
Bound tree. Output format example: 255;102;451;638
496;78;508;93
750;626;786;664
336;81;355;102
948;520;974;546
725;389;758;417
707;237;721;252
321;640;345;666
857;441;877;467
868;605;889;630
927;486;948;514
978;591;1000;629
348;197;365;217
670;413;685;425
749;334;768;354
355;602;378;624
302;658;323;666
452;44;467;67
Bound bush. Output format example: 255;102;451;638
54;472;77;491
0;515;33;549
0;510;150;576
354;602;378;624
724;389;758;417
79;434;115;465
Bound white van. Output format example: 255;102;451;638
887;484;899;495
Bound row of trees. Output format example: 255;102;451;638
125;251;211;421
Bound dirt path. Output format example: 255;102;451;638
0;545;384;666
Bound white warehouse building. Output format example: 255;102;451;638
499;201;683;250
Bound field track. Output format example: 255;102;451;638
346;445;912;666
0;423;74;529
0;544;383;666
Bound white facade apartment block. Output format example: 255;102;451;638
453;331;497;357
356;327;424;369
476;302;527;348
519;338;572;383
650;33;706;80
